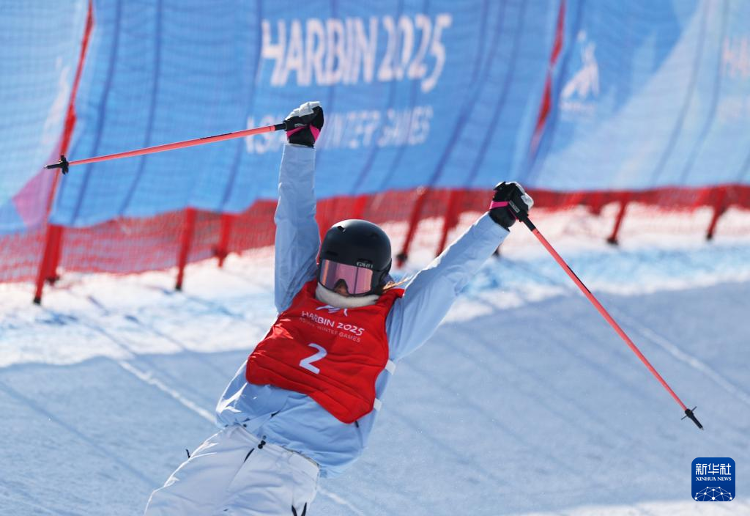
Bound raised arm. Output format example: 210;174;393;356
274;102;325;312
386;182;534;361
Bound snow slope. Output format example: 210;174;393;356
1;209;749;515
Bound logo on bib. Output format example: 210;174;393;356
317;305;348;316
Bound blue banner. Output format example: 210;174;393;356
0;0;741;232
529;0;750;191
50;0;558;227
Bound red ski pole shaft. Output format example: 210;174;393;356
46;122;287;174
514;210;702;429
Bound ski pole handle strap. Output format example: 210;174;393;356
489;200;510;210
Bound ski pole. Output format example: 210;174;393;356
506;201;703;430
45;122;288;175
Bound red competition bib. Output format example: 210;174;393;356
246;280;404;424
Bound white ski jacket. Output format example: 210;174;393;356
216;143;509;478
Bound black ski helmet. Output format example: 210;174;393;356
318;219;392;295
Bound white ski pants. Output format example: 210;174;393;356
144;424;319;516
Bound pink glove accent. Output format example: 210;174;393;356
286;125;321;142
488;200;516;219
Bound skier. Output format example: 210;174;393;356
144;102;534;515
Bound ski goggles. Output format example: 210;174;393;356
319;259;375;295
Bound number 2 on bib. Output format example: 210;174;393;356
299;343;327;374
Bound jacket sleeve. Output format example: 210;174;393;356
385;213;509;361
274;144;320;313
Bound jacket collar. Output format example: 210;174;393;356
315;282;379;308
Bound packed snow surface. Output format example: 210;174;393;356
1;207;749;515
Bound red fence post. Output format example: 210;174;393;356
33;225;60;304
215;213;235;267
352;194;368;220
606;194;629;245
44;228;61;288
46;225;64;284
397;187;429;267
175;208;197;290
32;0;94;305
317;198;339;242
436;190;462;257
34;225;66;304
588;191;604;216
706;187;727;241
